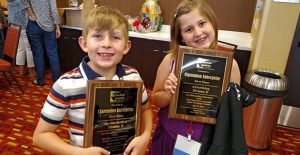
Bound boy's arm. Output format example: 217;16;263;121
124;102;153;155
33;119;110;155
33;118;81;154
140;102;153;139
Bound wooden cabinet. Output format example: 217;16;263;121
122;37;169;87
57;28;250;87
122;37;251;87
57;28;169;87
57;28;86;71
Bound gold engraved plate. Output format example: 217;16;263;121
169;46;233;124
84;80;143;154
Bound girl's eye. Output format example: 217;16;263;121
184;27;193;33
199;21;206;27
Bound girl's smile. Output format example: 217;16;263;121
179;8;215;49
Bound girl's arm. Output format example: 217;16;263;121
151;54;177;108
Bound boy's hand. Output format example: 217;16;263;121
164;73;178;96
123;134;149;155
75;146;110;155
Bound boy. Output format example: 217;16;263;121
33;6;152;155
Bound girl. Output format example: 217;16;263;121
149;0;241;154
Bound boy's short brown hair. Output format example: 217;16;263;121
82;6;129;40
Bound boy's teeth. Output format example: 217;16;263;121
99;53;113;56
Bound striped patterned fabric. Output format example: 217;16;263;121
40;57;148;147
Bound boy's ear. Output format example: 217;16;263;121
78;36;88;53
123;40;131;55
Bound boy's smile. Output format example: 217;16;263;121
79;26;131;78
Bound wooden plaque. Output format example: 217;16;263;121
84;80;143;154
169;46;233;124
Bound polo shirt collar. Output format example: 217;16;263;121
80;56;126;80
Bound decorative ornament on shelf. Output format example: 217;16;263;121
140;0;163;32
127;0;163;33
69;0;79;7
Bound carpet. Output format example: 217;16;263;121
1;68;300;155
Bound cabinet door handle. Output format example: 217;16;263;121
62;37;77;40
152;50;169;53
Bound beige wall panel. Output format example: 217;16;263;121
250;1;300;74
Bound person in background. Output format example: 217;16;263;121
7;0;35;79
32;6;152;155
21;0;61;86
149;0;241;154
0;3;5;57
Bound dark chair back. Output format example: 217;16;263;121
0;24;23;94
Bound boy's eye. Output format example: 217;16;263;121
112;36;121;40
93;34;103;39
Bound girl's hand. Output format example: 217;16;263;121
123;135;148;155
75;146;110;155
164;73;178;96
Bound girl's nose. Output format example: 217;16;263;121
195;27;203;36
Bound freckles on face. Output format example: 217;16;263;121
179;9;215;49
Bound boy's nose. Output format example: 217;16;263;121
102;37;112;47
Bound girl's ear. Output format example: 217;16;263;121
78;36;88;53
123;40;131;55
